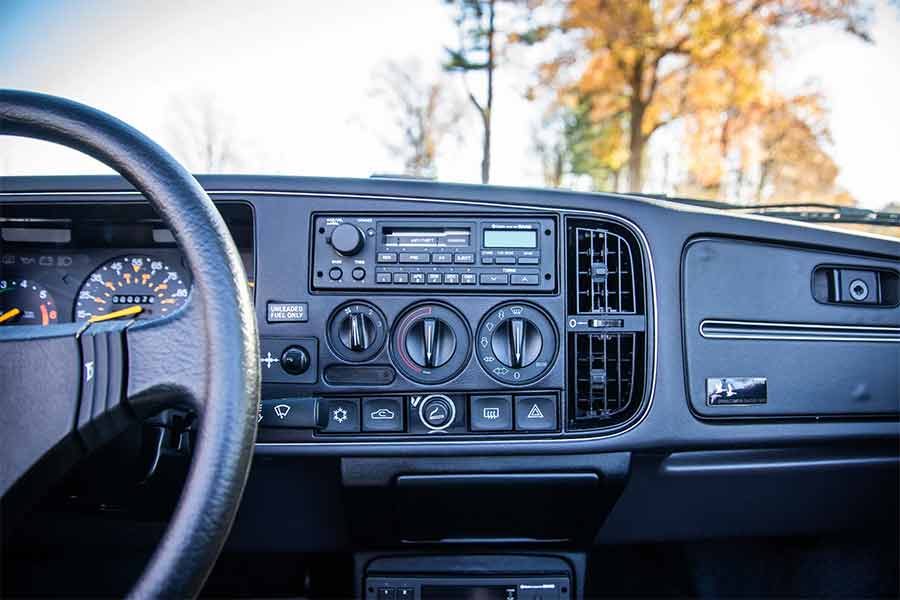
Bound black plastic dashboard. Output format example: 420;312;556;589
1;175;898;459
2;174;899;558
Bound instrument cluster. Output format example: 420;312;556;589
0;248;193;327
0;201;254;328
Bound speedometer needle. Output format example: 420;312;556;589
0;308;22;324
88;305;143;323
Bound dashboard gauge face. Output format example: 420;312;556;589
75;256;190;322
0;278;59;327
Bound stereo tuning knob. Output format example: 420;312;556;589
328;302;387;362
329;223;365;256
477;302;557;385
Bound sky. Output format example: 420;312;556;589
1;0;899;210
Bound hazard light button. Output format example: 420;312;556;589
514;395;557;431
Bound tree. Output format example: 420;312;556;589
165;93;244;173
533;93;628;191
444;0;500;183
370;61;465;178
530;0;871;193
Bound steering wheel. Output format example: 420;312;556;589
0;90;260;598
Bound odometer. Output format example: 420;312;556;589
0;278;59;326
76;256;190;322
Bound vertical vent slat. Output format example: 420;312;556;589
571;331;637;423
574;226;636;314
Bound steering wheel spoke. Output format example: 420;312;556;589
125;295;208;415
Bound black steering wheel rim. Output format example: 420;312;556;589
0;89;260;598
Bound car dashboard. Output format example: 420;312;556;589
1;174;898;596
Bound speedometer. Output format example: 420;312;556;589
75;256;190;322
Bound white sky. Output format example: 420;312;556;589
1;0;898;210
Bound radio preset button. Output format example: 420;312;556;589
400;253;430;264
376;252;397;263
454;253;475;264
461;273;477;285
432;253;453;263
480;273;508;285
392;273;409;284
410;273;426;284
511;274;540;285
376;272;392;284
443;273;460;284
426;273;442;284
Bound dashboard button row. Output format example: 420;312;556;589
303;393;558;435
481;256;541;265
375;271;537;286
376;272;478;285
378;252;475;265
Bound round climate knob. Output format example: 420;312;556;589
327;301;387;362
339;312;377;353
391;303;471;384
491;317;543;368
405;317;457;368
330;223;365;256
476;302;557;385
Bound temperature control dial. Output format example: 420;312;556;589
328;301;387;362
477;302;557;385
391;303;471;384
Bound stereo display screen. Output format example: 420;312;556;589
483;229;537;248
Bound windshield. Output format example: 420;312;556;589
1;1;898;236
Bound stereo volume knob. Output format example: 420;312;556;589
329;223;365;256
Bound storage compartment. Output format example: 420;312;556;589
340;455;629;547
682;238;900;419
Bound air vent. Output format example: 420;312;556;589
567;217;648;431
573;226;636;314
570;332;640;426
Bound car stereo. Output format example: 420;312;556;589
311;214;557;292
364;576;571;600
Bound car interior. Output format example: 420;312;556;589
1;4;899;597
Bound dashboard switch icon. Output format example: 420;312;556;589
483;407;501;420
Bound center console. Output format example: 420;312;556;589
256;207;653;445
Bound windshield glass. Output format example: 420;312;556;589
1;1;898;235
